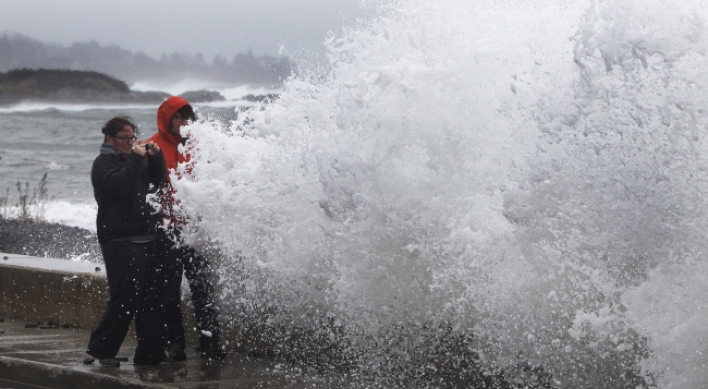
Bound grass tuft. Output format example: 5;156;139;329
2;172;51;223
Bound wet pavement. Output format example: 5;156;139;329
0;319;355;389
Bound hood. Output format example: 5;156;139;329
157;96;190;136
99;143;119;156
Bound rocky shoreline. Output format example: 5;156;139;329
0;69;229;106
0;218;101;263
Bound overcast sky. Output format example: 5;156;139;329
0;0;369;59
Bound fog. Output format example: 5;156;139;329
0;0;368;59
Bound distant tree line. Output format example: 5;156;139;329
0;33;292;85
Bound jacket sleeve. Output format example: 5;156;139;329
147;150;167;185
91;154;142;197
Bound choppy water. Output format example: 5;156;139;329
1;107;151;202
2;0;708;387
0;85;273;229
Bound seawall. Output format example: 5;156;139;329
0;253;197;342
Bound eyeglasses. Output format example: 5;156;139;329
112;135;137;142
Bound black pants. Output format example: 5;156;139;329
87;239;167;362
163;238;221;351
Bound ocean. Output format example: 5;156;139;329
2;0;708;388
0;84;276;230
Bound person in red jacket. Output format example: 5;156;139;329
146;96;225;361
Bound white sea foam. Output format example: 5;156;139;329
130;79;227;96
0;83;281;114
168;0;708;387
2;0;700;386
47;161;68;171
130;79;282;102
1;200;95;231
44;201;96;232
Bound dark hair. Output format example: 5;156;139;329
176;105;197;122
101;116;138;143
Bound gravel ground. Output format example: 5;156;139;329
0;218;102;262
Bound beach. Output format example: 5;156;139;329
0;218;100;262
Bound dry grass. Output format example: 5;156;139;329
2;172;50;222
0;187;8;220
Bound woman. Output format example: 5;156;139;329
85;116;172;366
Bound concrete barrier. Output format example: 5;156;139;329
0;253;196;343
0;253;108;328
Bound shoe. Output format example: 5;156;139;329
169;349;187;361
157;356;176;365
98;358;120;367
167;344;187;361
200;344;226;360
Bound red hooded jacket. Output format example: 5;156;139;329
147;96;192;228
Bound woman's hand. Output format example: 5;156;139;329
135;141;161;156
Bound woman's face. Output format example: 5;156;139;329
108;125;136;156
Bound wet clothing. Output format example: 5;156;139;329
154;95;190;171
87;238;170;362
147;96;222;353
163;233;221;352
87;143;169;363
91;144;166;242
147;96;191;228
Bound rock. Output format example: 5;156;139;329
0;219;101;262
0;68;170;106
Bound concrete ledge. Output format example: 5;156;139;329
0;253;196;343
0;253;354;389
0;254;108;329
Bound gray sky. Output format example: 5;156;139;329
0;0;369;59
